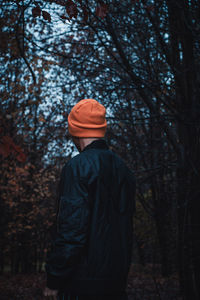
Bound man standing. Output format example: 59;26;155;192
44;99;136;300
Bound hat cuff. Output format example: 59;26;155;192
68;125;106;137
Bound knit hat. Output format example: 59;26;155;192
68;99;107;137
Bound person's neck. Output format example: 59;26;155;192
80;138;100;151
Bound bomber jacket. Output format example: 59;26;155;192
45;139;136;294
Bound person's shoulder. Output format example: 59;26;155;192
111;150;136;178
110;150;128;167
62;152;93;180
62;153;84;170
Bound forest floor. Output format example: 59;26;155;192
0;264;182;300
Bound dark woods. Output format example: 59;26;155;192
0;1;200;299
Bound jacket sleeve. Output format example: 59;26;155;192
45;162;90;290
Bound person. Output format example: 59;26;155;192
44;99;136;300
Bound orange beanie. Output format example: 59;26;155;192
68;99;107;137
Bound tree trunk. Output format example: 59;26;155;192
167;0;200;297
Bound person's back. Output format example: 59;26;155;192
44;99;136;300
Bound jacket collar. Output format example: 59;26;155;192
82;139;109;152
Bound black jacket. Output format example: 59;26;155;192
46;139;136;294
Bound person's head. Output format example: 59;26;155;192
68;99;107;152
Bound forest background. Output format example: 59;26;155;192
0;0;200;299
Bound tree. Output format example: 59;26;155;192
0;0;72;272
31;1;199;298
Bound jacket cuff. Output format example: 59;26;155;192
46;272;63;290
